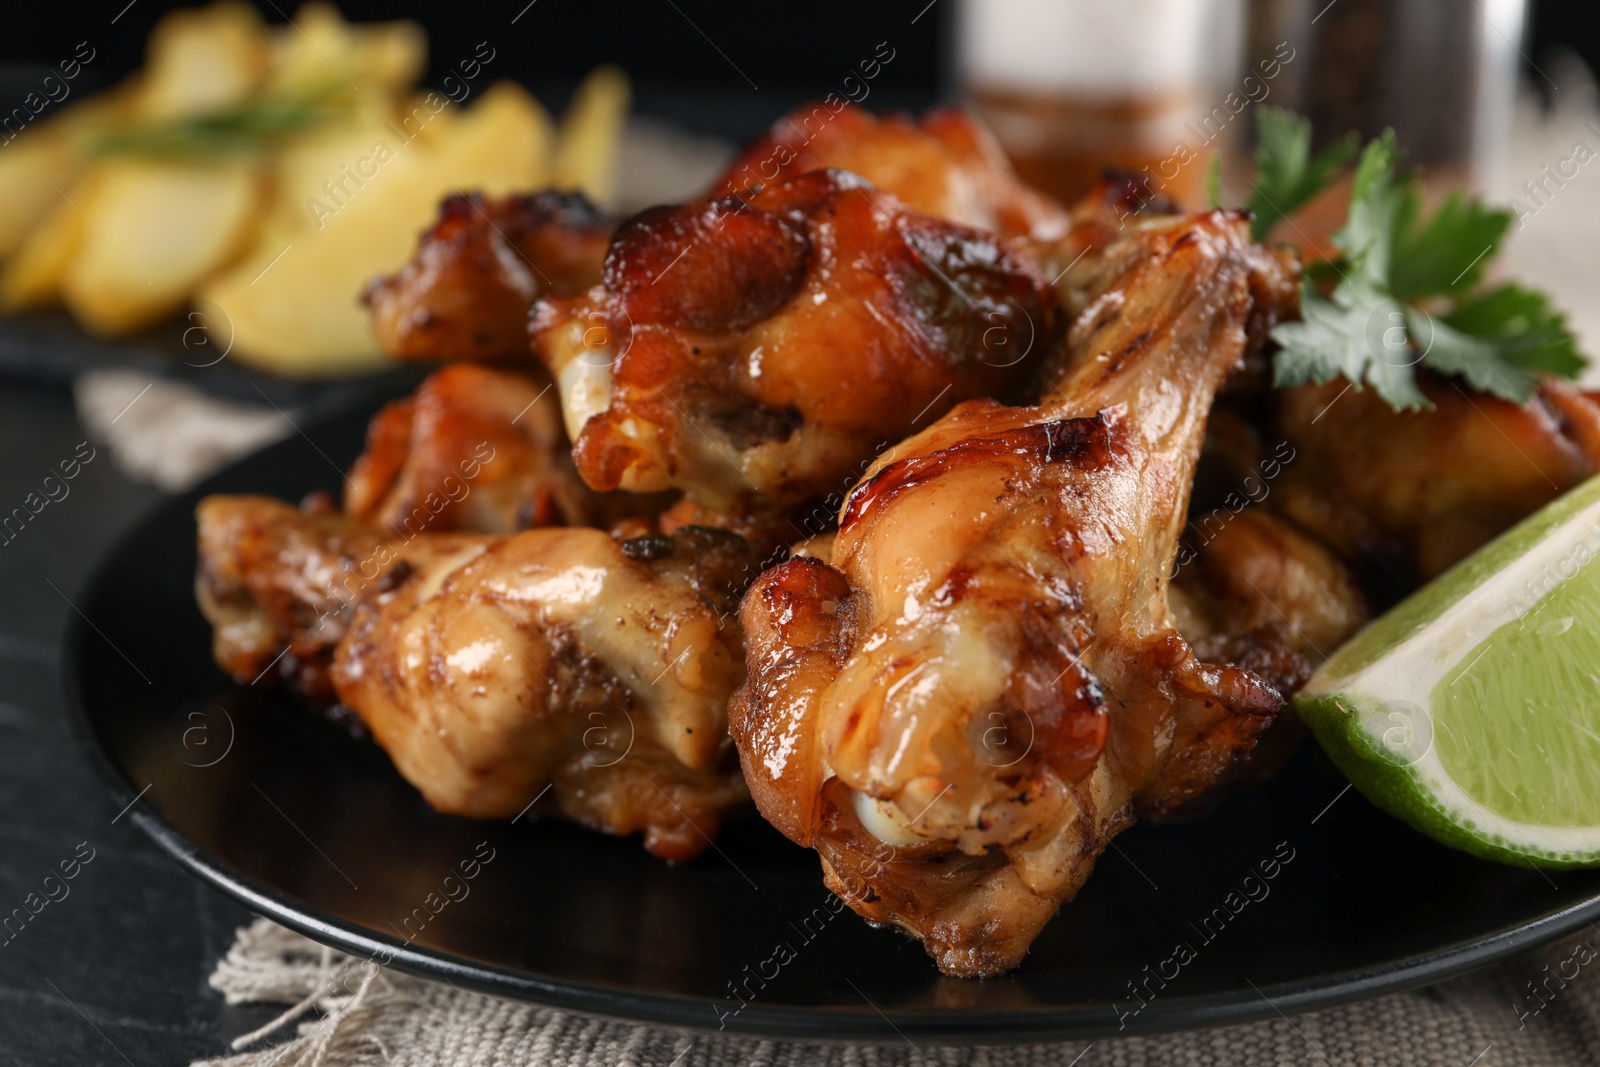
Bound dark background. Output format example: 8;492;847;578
0;1;950;141
0;2;1596;1064
0;1;1588;141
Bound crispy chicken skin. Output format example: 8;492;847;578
730;209;1290;976
196;494;763;859
720;104;1300;356
532;168;1056;515
717;103;1068;242
196;495;463;700
1163;506;1371;806
1027;177;1301;374
343;363;640;536
1275;376;1600;582
1171;507;1370;694
364;190;613;362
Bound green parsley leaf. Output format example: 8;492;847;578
1272;277;1429;410
1443;283;1585;378
1247;106;1360;242
1330;129;1400;270
1416;314;1538;403
1330;133;1511;300
1389;191;1512;301
1269;119;1587;411
1206;152;1222;210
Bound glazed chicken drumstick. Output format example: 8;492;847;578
532;168;1055;518
365;189;614;363
343;362;660;537
360;103;1124;542
1274;376;1600;583
730;207;1293;976
716;102;1068;242
197;495;762;859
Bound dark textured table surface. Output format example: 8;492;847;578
0;380;272;1065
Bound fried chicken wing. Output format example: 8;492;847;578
1171;507;1369;690
531;169;1056;517
730;208;1291;976
1159;505;1373;806
1275;376;1600;582
196;494;763;859
197;494;462;701
364;190;613;362
343;363;642;536
1023;176;1301;379
718;103;1068;241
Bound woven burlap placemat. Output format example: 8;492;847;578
193;918;1599;1067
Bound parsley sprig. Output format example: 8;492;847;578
1246;108;1358;242
1250;107;1586;409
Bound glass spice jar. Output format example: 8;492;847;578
956;0;1247;207
1245;0;1527;192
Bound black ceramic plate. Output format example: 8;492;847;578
0;309;429;407
67;402;1600;1044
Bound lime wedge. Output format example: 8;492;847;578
1296;473;1600;868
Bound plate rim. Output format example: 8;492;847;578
60;407;1600;1045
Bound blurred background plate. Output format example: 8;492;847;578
65;403;1600;1043
0;306;428;406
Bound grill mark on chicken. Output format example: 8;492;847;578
842;413;1117;531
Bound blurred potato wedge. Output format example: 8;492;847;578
61;160;260;335
552;65;628;206
0;135;80;260
0;0;626;373
0;176;94;310
140;1;270;120
202;223;389;375
378;91;451;149
264;102;400;234
203;84;549;373
0;86;144;260
431;81;552;193
268;2;425;100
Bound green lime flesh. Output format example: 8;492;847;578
1434;549;1600;827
